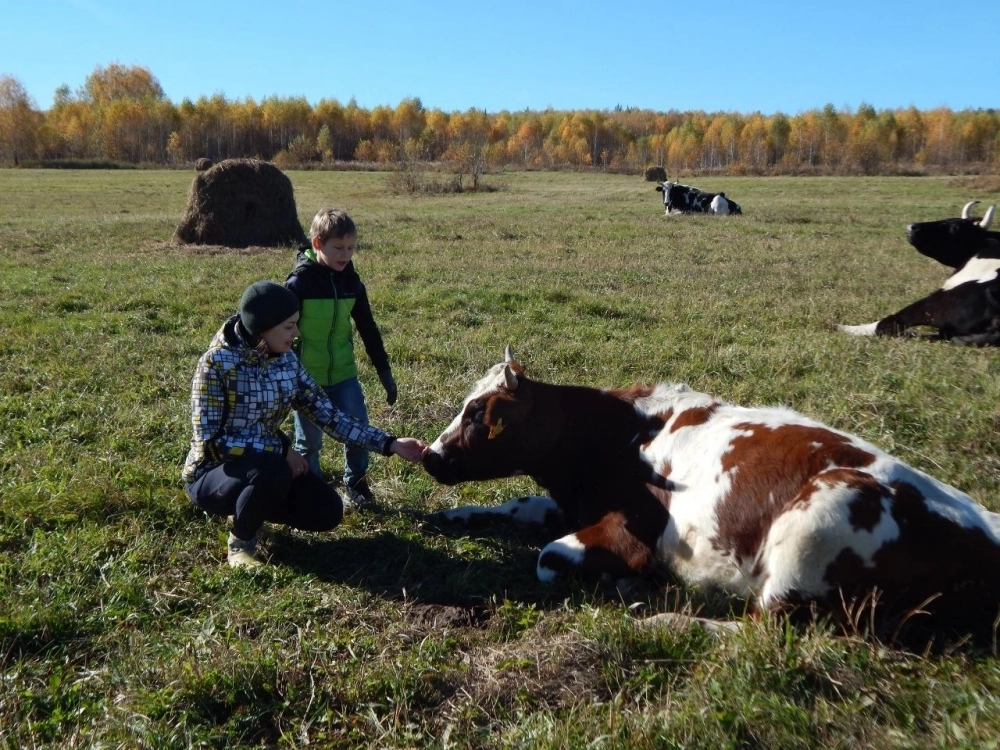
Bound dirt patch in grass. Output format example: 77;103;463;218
406;602;491;630
431;631;611;730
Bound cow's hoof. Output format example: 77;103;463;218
837;322;878;336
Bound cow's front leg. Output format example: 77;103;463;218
536;512;652;582
842;284;999;340
425;495;564;532
874;289;961;337
839;288;947;338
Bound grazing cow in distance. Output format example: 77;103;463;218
839;201;1000;345
655;180;742;215
423;347;1000;639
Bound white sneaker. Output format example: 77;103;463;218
227;535;264;568
228;547;265;568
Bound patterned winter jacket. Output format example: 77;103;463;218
284;249;391;387
181;315;396;483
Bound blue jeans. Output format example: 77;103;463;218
186;452;343;541
293;377;370;488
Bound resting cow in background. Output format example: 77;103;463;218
839;201;1000;345
655;180;742;215
423;348;1000;638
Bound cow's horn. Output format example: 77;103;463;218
981;204;995;230
504;344;515;363
962;200;980;219
502;364;519;391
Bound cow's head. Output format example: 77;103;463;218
906;201;996;269
423;346;539;485
655;181;680;212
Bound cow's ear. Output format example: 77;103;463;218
503;364;519;391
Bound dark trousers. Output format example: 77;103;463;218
186;452;343;541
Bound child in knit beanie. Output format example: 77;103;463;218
181;280;427;568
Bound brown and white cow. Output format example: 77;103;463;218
423;348;1000;635
839;201;1000;344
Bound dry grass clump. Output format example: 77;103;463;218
173;158;307;248
947;175;1000;194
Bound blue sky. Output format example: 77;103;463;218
2;0;997;115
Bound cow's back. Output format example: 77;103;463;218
635;386;1000;617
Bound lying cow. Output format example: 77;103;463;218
655;180;742;215
423;348;1000;637
839;201;1000;345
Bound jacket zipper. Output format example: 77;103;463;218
327;271;338;384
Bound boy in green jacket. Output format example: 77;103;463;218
285;208;398;509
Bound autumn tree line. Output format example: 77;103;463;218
1;64;998;176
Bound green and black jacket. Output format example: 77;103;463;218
284;248;391;387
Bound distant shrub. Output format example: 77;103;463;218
34;159;136;170
271;150;295;170
948;174;1000;194
386;160;503;195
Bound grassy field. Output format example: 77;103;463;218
3;168;1000;748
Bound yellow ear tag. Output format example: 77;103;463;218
488;418;505;440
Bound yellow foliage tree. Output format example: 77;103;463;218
82;63;164;105
6;63;1000;174
0;75;38;164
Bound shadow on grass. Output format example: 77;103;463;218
267;508;677;617
271;520;560;606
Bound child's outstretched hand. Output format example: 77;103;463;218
378;369;398;405
389;437;427;463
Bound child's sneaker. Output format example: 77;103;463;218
227;534;264;568
347;479;377;511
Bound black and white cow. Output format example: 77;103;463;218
839;202;1000;345
422;347;1000;638
655;180;742;216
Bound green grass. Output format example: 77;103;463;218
3;168;1000;748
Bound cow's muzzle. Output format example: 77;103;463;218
422;450;462;485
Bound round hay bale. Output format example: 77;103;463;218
644;165;667;182
173;159;307;248
195;157;213;171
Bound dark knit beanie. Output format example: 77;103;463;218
239;281;300;337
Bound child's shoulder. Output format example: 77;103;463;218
285;258;321;292
285;252;311;277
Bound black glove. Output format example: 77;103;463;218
378;369;398;406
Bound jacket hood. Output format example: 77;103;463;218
291;246;356;277
210;314;270;367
